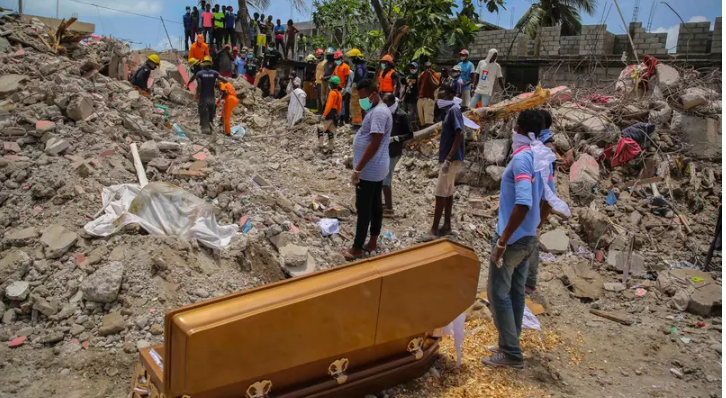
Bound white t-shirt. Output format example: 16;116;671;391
474;60;502;95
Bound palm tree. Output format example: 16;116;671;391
515;0;597;38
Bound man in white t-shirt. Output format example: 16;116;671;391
470;48;505;109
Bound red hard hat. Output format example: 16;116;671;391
334;50;344;59
315;48;324;56
459;49;469;56
380;54;393;63
233;46;238;51
228;6;233;11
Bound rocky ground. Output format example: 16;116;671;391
0;13;722;398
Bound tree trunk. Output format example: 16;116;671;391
238;0;251;47
370;0;392;37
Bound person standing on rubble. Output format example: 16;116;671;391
426;84;464;238
225;6;236;47
470;48;504;109
525;109;557;296
130;54;161;93
333;51;351;125
188;34;210;70
321;48;336;108
265;15;275;48
217;44;234;78
347;48;367;127
218;81;239;136
343;78;392;260
186;56;228;135
317;75;342;153
449;64;465;98
191;6;200;39
417;62;439;129
284;19;299;60
381;93;413;218
483;109;547;370
212;5;225;50
183;6;194;51
458;49;474;110
201;3;214;47
402;62;418;124
234;47;246;78
378;54;399;96
314;48;326;114
235;9;247;50
257;14;268;56
254;44;283;98
273;19;286;53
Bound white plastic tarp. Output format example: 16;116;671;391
84;182;238;249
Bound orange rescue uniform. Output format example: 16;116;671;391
220;82;239;135
323;88;342;120
189;35;210;62
333;62;350;89
378;69;395;93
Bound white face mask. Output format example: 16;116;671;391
512;128;535;151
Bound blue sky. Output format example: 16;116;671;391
0;0;721;51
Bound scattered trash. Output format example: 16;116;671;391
540;252;557;262
680;337;692;344
634;288;647;297
231;125;246;138
241;219;253;233
606;190;618;205
577;246;594;260
522;305;542;331
317;218;339;237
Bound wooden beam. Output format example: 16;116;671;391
590;309;632;326
129;143;149;188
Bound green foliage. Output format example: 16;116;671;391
312;0;377;48
516;0;596;38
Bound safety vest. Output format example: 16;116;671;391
378;69;395;92
333;63;350;88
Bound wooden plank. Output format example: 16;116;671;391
589;309;632;326
129;143;149;188
622;176;664;189
171;170;207;178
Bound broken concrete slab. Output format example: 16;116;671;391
606;249;646;276
671;112;721;160
561;262;603;299
3;141;20;152
648;102;672;125
485;165;505;182
680;87;709;109
3;227;39;246
168;87;195;105
604;282;626;292
35;120;56;135
656;63;680;91
66;94;94;121
669;269;722;317
0;249;32;281
5;281;30;301
81;261;124;303
138;141;160;163
98;312;125;336
40;225;78;259
44;137;70;155
158;141;181;152
483;139;509;165
0;74;28;99
539;230;569;254
552;105;619;140
32;295;58;317
552;133;570;152
570;154;599;205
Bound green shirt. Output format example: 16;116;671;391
213;12;224;28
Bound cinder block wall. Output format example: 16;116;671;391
538;26;561;56
579;24;615;55
677;21;712;53
629;22;668;55
712;17;722;53
470;29;528;58
539;65;623;88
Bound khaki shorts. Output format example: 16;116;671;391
461;88;471;107
321;119;337;134
434;161;461;197
417;97;435;125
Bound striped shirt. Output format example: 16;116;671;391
353;103;392;182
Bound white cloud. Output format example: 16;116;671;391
653;16;713;54
22;0;163;19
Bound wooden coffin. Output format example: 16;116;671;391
130;239;480;398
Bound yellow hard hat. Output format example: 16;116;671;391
345;48;363;58
147;54;161;65
202;55;213;65
188;57;200;66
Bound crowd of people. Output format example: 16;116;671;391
133;4;568;371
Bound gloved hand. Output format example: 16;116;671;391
391;136;402;143
442;159;451;173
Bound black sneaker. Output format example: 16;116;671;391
482;352;524;369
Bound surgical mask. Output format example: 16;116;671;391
380;63;387;70
268;47;274;52
410;69;417;74
335;60;342;65
460;56;466;61
512;129;535;151
359;97;373;111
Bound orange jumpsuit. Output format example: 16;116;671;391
219;82;239;135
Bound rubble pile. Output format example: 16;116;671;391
0;10;722;398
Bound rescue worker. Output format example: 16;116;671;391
320;47;336;108
346;48;367;127
188;34;210;67
186;56;228;135
217;43;234;78
314;48;325;114
218;81;239;135
378;54;399;96
303;54;318;109
332;50;351;125
318;75;342;153
130;54;160;93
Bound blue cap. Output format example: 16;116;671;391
410;62;419;68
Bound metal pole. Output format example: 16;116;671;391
160;16;174;51
18;0;23;15
57;0;60;18
613;0;639;62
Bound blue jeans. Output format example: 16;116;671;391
526;245;539;289
487;233;536;360
470;93;492;109
383;155;400;186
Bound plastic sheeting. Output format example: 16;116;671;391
84;182;238;250
434;312;466;367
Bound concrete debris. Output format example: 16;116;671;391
656;64;679;91
44;137;70;155
138;141;160;163
5;281;30;301
0;249;32;281
607;249;646;276
552;133;570;152
569;154;599;205
485;165;506;182
3;227;39;246
278;244;316;277
671;111;721;160
680;87;710;109
81;262;124;303
483;139;509;165
40;225;78;259
168;88;195;105
539;230;569;254
603;282;626;292
0;74;28;98
98;312;125;336
66;94;94;121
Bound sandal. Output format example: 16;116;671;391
341;248;365;261
415;233;437;243
383;209;395;218
438;228;453;236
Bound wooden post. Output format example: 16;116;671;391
160;16;174;51
18;0;23;15
130;143;149;188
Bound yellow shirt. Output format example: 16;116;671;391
316;60;325;84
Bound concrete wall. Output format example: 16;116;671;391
630;22;668;56
469;28;527;58
711;17;722;53
538;26;560;56
677;21;712;54
539;64;622;88
578;24;615;55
